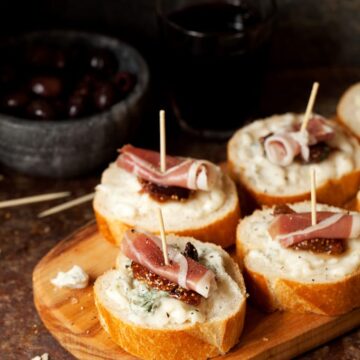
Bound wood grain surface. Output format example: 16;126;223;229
33;223;360;360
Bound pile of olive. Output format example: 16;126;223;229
0;43;136;120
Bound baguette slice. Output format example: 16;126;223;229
94;163;240;248
228;113;360;207
356;191;360;212
337;82;360;139
237;201;360;316
94;235;247;360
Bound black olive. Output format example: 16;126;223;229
67;94;88;118
26;45;70;71
114;71;136;95
29;76;63;98
93;83;115;111
74;82;90;98
88;48;118;75
26;99;55;120
74;74;96;97
1;91;29;110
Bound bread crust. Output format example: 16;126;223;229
242;268;278;313
94;237;247;360
337;82;360;140
228;152;360;208
236;216;360;316
94;293;246;360
355;192;360;212
94;200;240;248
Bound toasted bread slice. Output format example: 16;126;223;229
94;163;240;248
236;201;360;316
356;191;360;212
94;235;246;360
227;113;360;207
337;83;360;139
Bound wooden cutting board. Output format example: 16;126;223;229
33;222;360;360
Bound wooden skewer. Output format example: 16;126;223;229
38;193;95;218
310;168;317;226
157;207;169;265
0;191;70;209
300;82;320;132
160;109;166;173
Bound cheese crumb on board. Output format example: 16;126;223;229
31;353;49;360
51;265;89;289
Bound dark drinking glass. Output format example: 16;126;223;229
157;0;276;139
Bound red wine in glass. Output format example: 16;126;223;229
158;0;276;139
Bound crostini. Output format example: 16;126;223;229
237;201;360;316
94;145;240;248
228;113;360;206
94;230;246;360
337;82;360;140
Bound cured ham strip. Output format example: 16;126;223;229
121;229;215;298
264;116;335;166
305;116;334;142
264;133;301;167
268;212;360;247
117;144;219;191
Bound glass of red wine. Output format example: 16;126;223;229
157;0;276;139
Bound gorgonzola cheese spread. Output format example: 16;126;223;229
94;163;233;230
103;236;242;327
240;202;360;282
229;113;360;196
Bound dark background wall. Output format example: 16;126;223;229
0;0;359;131
0;0;360;67
1;0;360;68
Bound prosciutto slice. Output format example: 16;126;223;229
264;116;335;166
117;144;219;191
121;229;216;298
268;212;360;247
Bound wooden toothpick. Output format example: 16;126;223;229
157;207;169;265
300;82;320;132
310;168;317;226
160;110;166;173
0;191;70;209
38;193;95;218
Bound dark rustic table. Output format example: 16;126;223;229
1;67;360;360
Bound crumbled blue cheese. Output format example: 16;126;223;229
51;265;89;289
243;202;360;281
109;236;241;328
128;280;168;314
229;113;360;195
31;353;49;360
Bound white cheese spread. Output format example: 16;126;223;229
51;265;89;289
94;163;230;230
103;236;242;327
240;202;360;283
229;113;360;196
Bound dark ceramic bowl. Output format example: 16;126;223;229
0;31;149;178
